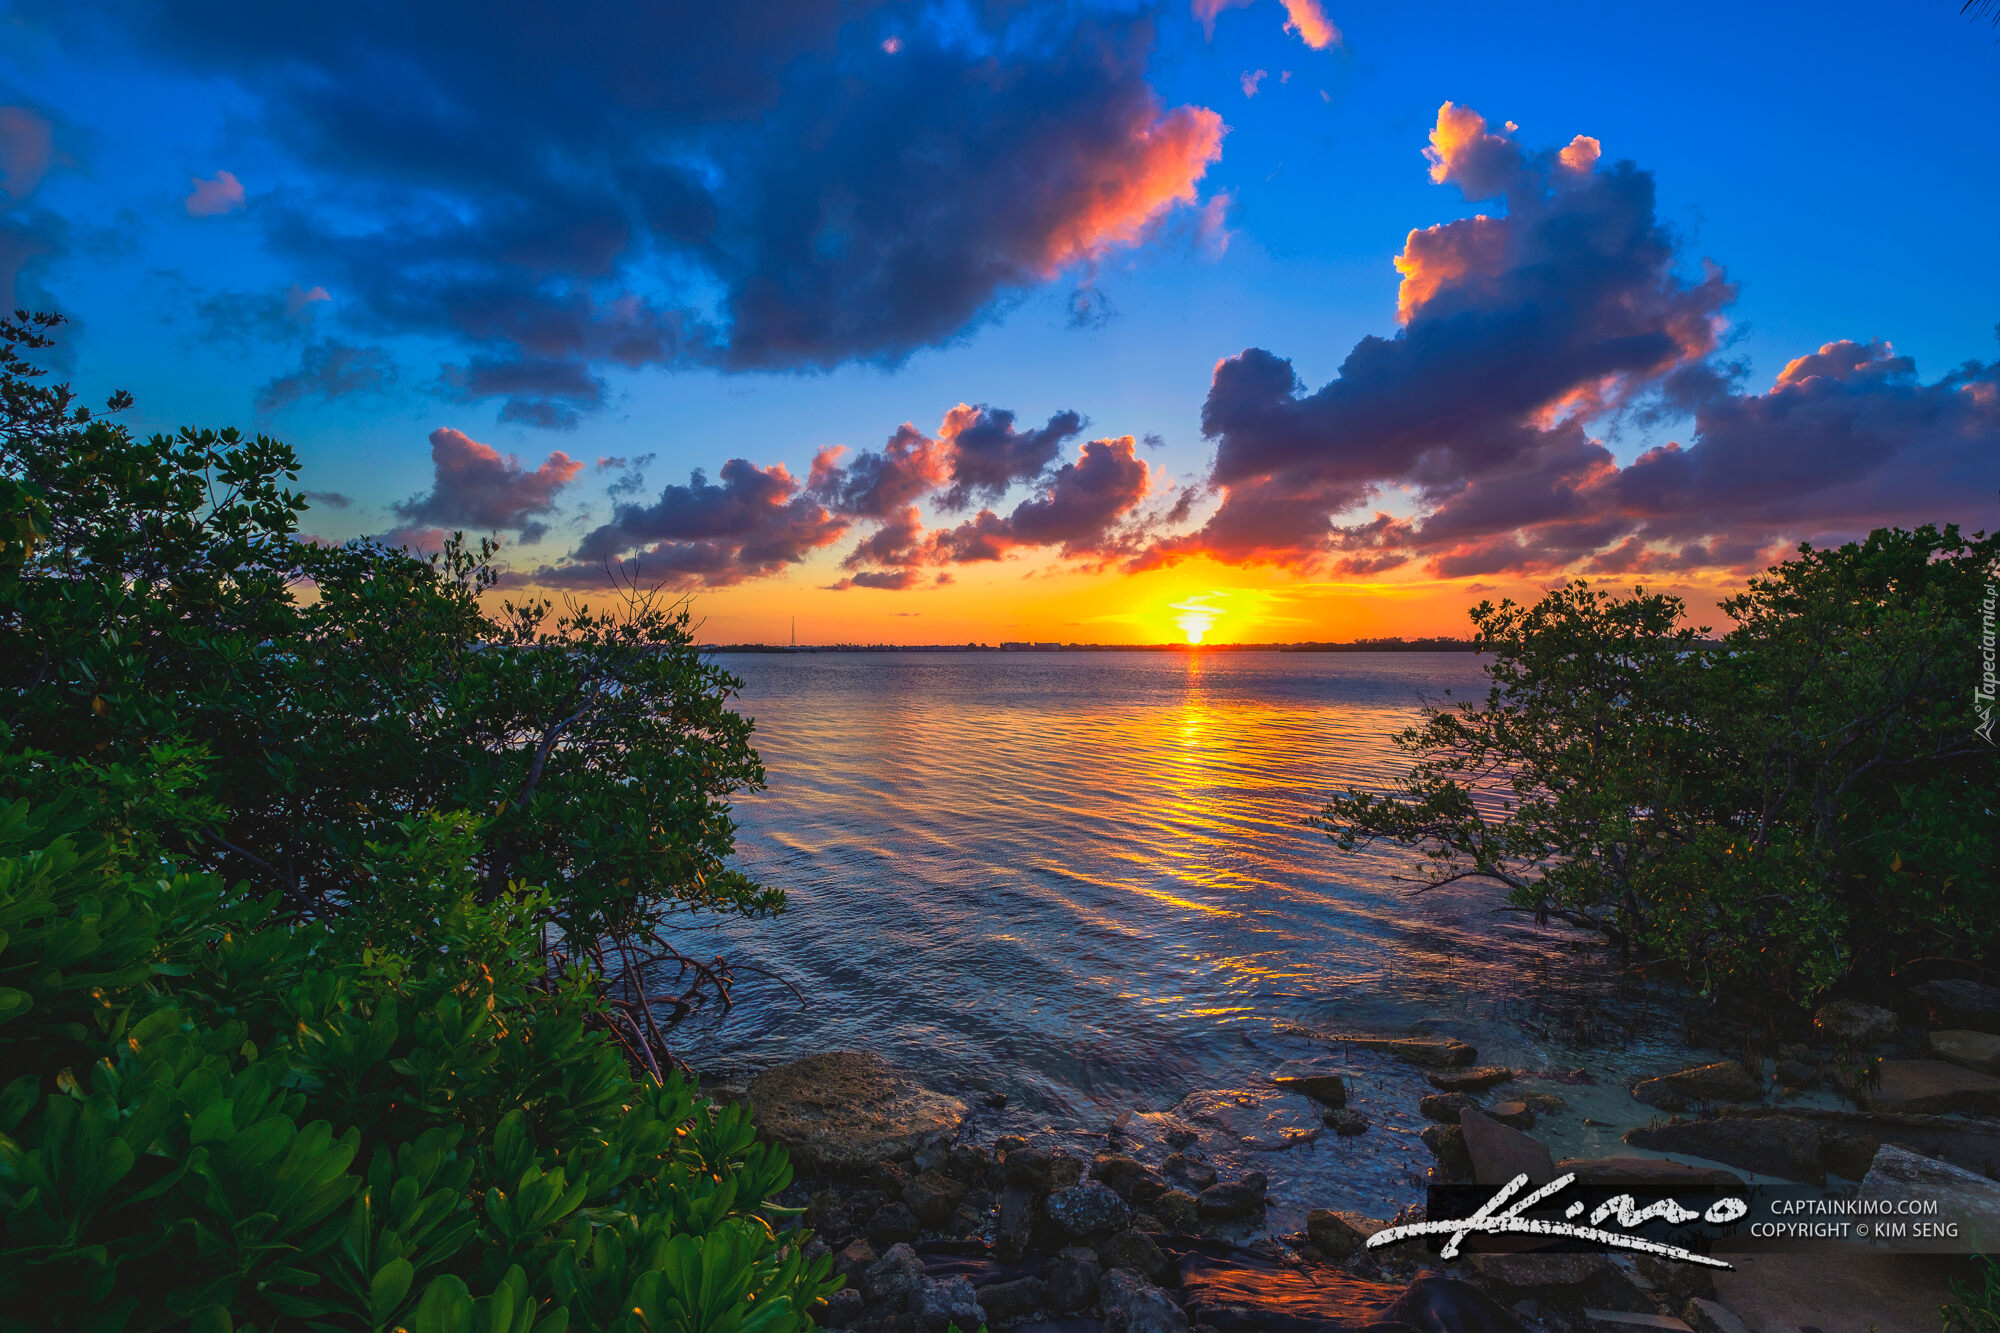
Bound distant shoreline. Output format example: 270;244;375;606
703;639;1482;653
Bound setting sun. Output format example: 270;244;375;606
1171;595;1225;644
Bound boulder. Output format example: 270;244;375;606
1813;999;1899;1045
746;1052;967;1174
976;1276;1046;1325
1485;1100;1536;1129
1042;1246;1103;1314
1860;1144;2000;1242
1428;1065;1515;1092
1002;1146;1056;1192
994;1185;1036;1259
1099;1228;1172;1282
1681;1298;1752;1333
861;1242;926;1308
1908;978;2000;1034
1160;1152;1216;1190
1045;1181;1135;1238
1554;1157;1746;1189
1630;1062;1761;1111
903;1169;968;1228
866;1201;919;1247
1460;1108;1556;1187
1268;1061;1348;1107
1174;1088;1324;1151
1151;1188;1198;1232
1305;1208;1378;1261
912;1275;986;1333
821;1286;864;1327
1099;1268;1188;1333
1196;1172;1268;1222
1857;1059;2000;1115
1623;1115;1825;1185
1322;1108;1369;1136
1419;1123;1473;1178
1929;1029;2000;1076
1420;1091;1480;1123
833;1238;878;1288
1327;1034;1478;1068
1772;1057;1820;1090
1520;1092;1571;1114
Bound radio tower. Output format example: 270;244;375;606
790;616;796;649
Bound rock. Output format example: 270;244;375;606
861;1243;926;1308
1630;1062;1762;1111
1772;1057;1820;1090
1635;1252;1715;1306
1091;1154;1149;1193
1623;1115;1825;1186
1420;1091;1479;1123
866;1159;911;1195
1555;1157;1746;1189
993;1135;1028;1153
1520;1092;1571;1114
1042;1246;1103;1314
1468;1252;1612;1286
1099;1268;1188;1333
1419;1123;1473;1178
1581;1312;1692;1332
1046;1181;1135;1238
1152;1188;1199;1233
903;1170;968;1228
1305;1209;1376;1261
747;1053;968;1174
1195;1172;1268;1221
1813;998;1900;1045
1858;1059;2000;1114
995;1185;1036;1259
1929;1029;2000;1075
1268;1061;1347;1107
1860;1144;2000;1239
1326;1034;1478;1068
976;1276;1046;1325
1051;1152;1085;1190
1160;1153;1216;1191
1173;1088;1324;1151
833;1238;878;1288
1099;1228;1172;1282
1002;1146;1056;1193
1427;1065;1515;1092
821;1286;865;1327
1908;978;2000;1034
1681;1297;1752;1333
1485;1100;1536;1129
866;1202;919;1247
1459;1108;1556;1186
1322;1108;1369;1136
947;1145;990;1182
912;1275;985;1333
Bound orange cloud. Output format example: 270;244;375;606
1423;102;1517;194
1280;0;1341;50
1036;106;1227;273
1392;213;1504;322
1557;134;1601;173
1192;0;1256;39
0;106;54;202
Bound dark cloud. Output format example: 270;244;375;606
304;489;352;509
1143;103;1998;579
392;427;584;542
808;423;949;520
255;338;398;413
0;104;66;314
195;283;328;353
559;457;846;586
40;2;1225;423
936;405;1086;510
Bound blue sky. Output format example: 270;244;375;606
2;0;1995;641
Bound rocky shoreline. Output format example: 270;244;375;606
723;981;2000;1333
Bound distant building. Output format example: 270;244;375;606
1000;641;1029;651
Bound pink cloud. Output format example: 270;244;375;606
184;170;246;217
1279;0;1342;50
0;107;55;202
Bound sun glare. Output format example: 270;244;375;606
1170;596;1225;644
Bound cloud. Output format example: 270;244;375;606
936;404;1086;510
184;170;245;217
1192;0;1257;40
1241;69;1267;98
254;338;398;412
304;489;352;509
0;106;55;201
392;427;584;542
196;282;329;351
1141;103;1999;580
64;3;1227;422
1279;0;1341;49
559;457;846;587
808;423;951;520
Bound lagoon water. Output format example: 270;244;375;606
666;650;1698;1225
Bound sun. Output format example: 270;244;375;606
1170;596;1224;644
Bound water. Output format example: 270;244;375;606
662;650;1701;1226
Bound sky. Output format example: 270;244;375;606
2;0;1996;645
